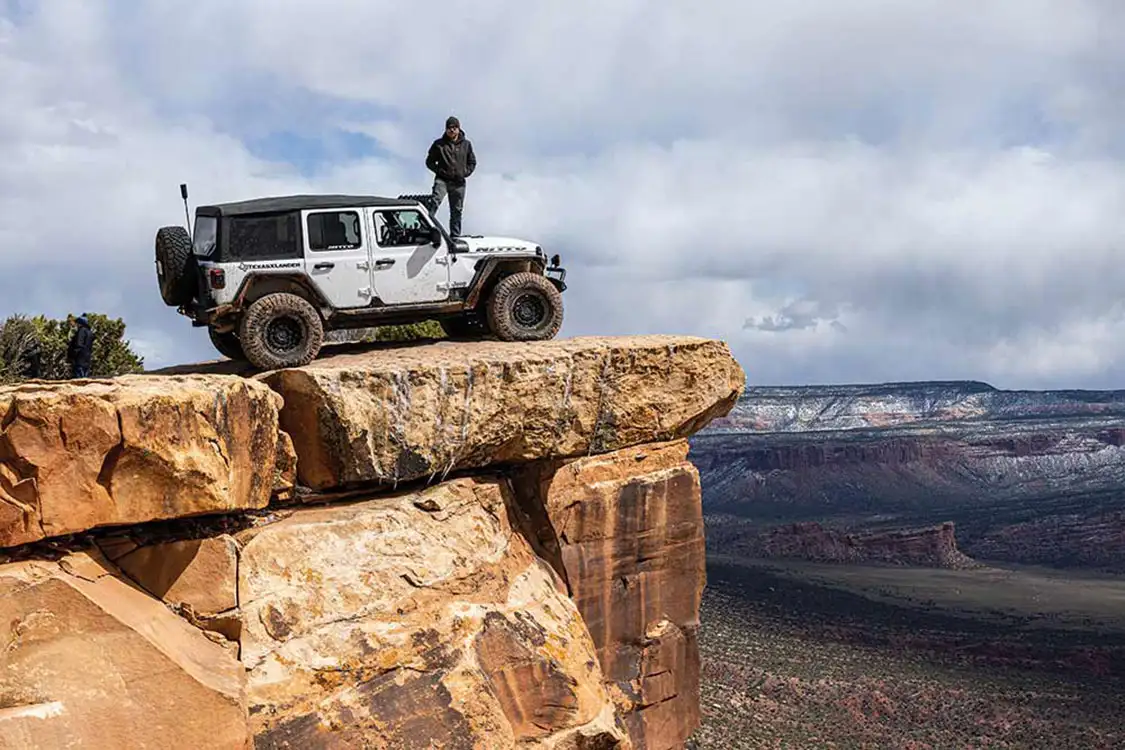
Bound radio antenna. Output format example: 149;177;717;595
180;183;192;242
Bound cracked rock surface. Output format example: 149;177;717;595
0;375;289;548
105;477;628;749
0;550;248;749
237;477;626;748
259;335;744;491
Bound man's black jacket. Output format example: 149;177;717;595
67;324;94;367
426;132;476;185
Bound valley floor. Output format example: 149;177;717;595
690;557;1125;749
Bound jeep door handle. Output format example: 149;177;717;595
313;262;335;270
374;258;395;267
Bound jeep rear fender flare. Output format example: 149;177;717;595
233;273;329;311
464;257;547;309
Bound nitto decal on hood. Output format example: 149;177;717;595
458;236;539;254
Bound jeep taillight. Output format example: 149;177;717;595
209;268;226;289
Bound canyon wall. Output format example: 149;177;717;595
692;381;1125;569
0;335;744;750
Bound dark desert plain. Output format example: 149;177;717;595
687;382;1125;749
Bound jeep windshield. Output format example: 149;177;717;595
192;215;217;257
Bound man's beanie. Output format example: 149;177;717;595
446;116;460;128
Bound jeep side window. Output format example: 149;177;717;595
227;213;299;260
374;210;432;248
307;211;363;251
193;215;217;257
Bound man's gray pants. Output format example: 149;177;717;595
428;178;465;237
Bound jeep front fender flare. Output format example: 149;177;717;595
463;257;547;309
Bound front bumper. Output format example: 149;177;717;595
545;266;567;292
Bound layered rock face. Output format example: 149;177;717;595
514;441;705;749
0;375;287;547
0;335;743;750
706;519;979;568
693;381;1125;570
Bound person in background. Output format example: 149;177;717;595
19;331;41;379
66;314;94;378
424;115;476;237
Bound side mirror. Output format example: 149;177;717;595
431;226;442;248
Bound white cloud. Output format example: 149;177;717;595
2;1;1125;387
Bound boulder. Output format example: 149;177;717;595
234;477;628;748
104;534;243;641
0;550;248;749
261;335;744;491
513;440;706;750
0;375;289;548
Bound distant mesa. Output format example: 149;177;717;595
710;519;981;569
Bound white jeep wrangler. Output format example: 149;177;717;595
154;186;567;370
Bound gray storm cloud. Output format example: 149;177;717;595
2;1;1124;387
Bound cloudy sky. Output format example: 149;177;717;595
4;0;1125;388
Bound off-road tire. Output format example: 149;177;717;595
208;327;245;361
440;315;490;339
238;293;324;370
155;226;195;307
486;272;564;342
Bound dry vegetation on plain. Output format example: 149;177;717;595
691;557;1125;749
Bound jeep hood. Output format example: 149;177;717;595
455;235;540;254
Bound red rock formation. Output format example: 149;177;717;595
968;511;1125;569
514;440;705;749
0;376;288;547
719;520;979;569
0;550;249;749
693;382;1125;572
0;335;742;749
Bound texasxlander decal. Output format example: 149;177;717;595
236;261;303;271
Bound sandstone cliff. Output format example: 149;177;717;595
0;335;744;750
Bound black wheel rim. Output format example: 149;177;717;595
266;315;304;353
512;292;548;329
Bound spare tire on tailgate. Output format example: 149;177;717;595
155;225;196;307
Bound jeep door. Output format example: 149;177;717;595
301;208;374;309
368;207;451;305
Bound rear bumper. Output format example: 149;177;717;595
178;301;211;326
179;300;237;330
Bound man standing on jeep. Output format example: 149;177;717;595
425;116;476;237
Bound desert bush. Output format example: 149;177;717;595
0;312;144;382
